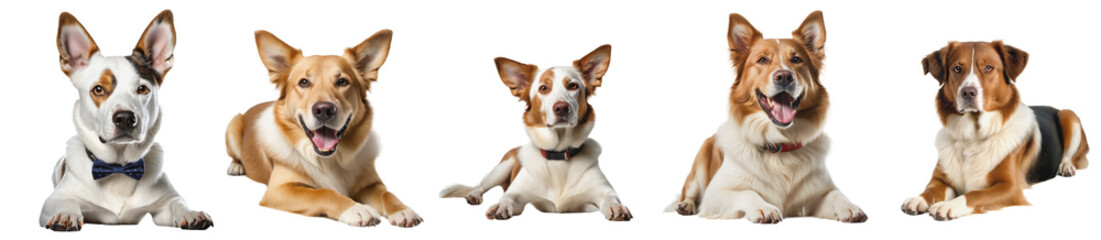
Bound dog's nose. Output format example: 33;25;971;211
113;111;137;131
773;70;794;88
553;102;570;117
312;102;338;122
960;86;979;101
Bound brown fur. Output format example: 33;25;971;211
1057;110;1090;169
91;69;115;107
494;45;609;128
678;136;723;207
968;136;1036;213
56;12;99;76
918;167;953;205
925;42;1026;124
500;147;522;191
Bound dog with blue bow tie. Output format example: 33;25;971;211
38;10;212;231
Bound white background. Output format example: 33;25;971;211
2;0;1098;239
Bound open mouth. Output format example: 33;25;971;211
299;115;350;156
756;89;804;127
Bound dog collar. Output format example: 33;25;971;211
540;145;584;161
86;149;145;180
760;142;802;153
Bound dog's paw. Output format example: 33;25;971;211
745;206;783;224
174;211;213;230
901;197;930;215
339;204;382;227
833;205;868;223
465;192;483;205
602;204;633;221
226;162;245;176
675;201;697;216
44;211;83;232
387;208;423;228
485;203;517;220
928;197;972;221
1058;161;1077;177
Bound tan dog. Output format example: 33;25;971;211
224;30;422;227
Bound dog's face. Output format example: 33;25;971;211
255;30;391;157
727;11;828;131
923;41;1028;122
57;11;175;145
494;45;611;128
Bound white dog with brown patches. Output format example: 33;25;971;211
440;45;632;221
39;10;212;231
669;11;866;224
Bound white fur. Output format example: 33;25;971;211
957;49;983;112
1059;123;1082;176
936;103;1038;193
531;66;586;128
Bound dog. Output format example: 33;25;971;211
668;11;866;224
439;45;632;221
39;10;213;231
223;29;422;227
900;41;1090;220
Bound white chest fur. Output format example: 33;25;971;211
936;104;1038;193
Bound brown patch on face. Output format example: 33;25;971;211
91;69;116;107
926;42;1027;124
520;70;556;127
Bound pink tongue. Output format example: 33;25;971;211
311;128;339;151
772;104;795;124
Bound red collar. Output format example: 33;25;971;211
761;142;802;153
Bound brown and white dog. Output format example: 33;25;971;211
901;41;1090;220
223;30;422;227
440;45;633;221
669;11;867;224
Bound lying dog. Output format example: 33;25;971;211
224;29;422;227
440;45;632;221
40;10;213;231
901;41;1090;220
669;11;866;224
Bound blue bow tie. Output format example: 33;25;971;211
87;149;144;180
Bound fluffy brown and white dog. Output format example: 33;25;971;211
901;41;1090;220
668;11;866;224
223;30;422;227
40;10;213;231
439;45;633;221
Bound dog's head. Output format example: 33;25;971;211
255;30;391;157
57;10;175;149
923;41;1027;124
494;45;611;129
726;11;828;142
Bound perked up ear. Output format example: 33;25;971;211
792;10;826;60
132;9;176;84
992;41;1029;83
57;12;100;77
346;29;392;84
494;57;537;98
255;30;302;88
727;13;762;67
922;42;953;85
573;44;611;88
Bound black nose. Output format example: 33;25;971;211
773;71;794;88
960;86;978;100
113;111;136;131
553;102;570;117
312;102;338;122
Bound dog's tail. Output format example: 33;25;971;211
440;184;477;198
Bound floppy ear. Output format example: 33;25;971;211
494;57;537;98
57;12;99;77
922;43;953;85
255;30;302;88
132;10;175;84
993;41;1028;83
573;44;611;88
792;10;825;60
728;13;762;67
346;29;392;84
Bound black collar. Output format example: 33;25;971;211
540;145;584;161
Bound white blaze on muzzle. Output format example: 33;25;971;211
957;49;983;113
533;67;584;128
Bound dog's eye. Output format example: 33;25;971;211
790;56;802;63
136;85;150;95
757;57;770;64
336;77;349;87
984;65;993;72
538;85;549;94
298;79;311;88
567;82;579;90
952;66;962;73
91;85;105;96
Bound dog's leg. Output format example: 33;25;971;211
594;188;632;221
675;136;721;216
354;182;422;228
485;191;537;220
440;147;521;205
261;165;381;227
225;113;246;176
1057;109;1089;176
699;189;782;223
813;189;866;223
928;150;1029;221
150;195;213;230
901;166;954;215
40;193;83;231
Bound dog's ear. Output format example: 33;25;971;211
346;29;392;86
728;13;762;69
494;57;537;98
573;44;611;89
57;12;99;77
792;10;825;60
132;10;175;85
992;41;1029;83
922;42;954;85
255;30;302;88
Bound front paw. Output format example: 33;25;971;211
901;197;930;215
175;211;213;230
928;197;973;221
44;211;83;231
465;192;483;205
387;208;423;228
1058;161;1077;177
745;205;783;224
675;201;697;215
833;205;868;223
339;204;382;227
226;161;246;176
602;204;633;221
485;203;516;220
